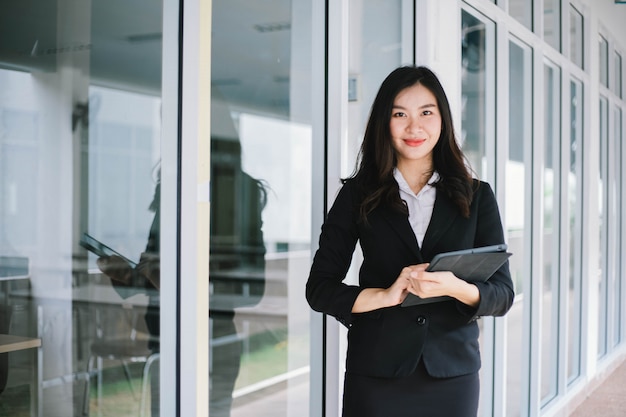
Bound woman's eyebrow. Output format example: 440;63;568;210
392;103;437;110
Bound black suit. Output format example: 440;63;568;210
306;178;514;379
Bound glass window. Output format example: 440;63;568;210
600;36;609;88
598;96;609;358
567;77;584;383
569;5;584;69
544;0;561;51
0;1;168;416
506;37;533;417
616;52;623;99
609;104;622;350
347;0;406;168
209;1;314;416
461;10;496;415
509;0;533;30
461;9;496;179
615;106;624;346
598;99;622;355
540;61;561;407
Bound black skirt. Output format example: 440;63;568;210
342;360;480;417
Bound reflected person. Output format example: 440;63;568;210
97;142;268;417
96;170;161;416
209;137;267;417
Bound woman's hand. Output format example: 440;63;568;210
407;264;480;307
351;268;413;313
97;255;133;284
350;263;481;313
136;252;160;290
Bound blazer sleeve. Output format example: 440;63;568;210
306;182;362;327
467;182;515;319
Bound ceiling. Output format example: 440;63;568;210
0;0;292;115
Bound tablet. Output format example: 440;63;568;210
428;243;509;267
426;244;510;281
401;244;511;307
79;233;137;267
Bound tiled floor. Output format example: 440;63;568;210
570;358;626;417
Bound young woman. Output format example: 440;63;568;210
306;66;514;417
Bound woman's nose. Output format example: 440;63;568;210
407;117;422;132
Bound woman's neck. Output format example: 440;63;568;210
397;163;433;194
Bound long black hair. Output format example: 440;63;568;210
345;66;474;222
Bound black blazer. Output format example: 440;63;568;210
306;179;514;379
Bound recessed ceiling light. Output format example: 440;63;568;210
253;22;291;33
126;33;163;43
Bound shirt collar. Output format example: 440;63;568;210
393;168;439;196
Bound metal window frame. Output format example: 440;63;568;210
166;0;212;416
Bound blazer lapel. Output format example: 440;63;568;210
372;191;459;263
421;191;459;258
378;206;423;261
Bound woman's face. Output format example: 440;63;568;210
389;83;442;168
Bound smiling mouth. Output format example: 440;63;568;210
404;139;426;146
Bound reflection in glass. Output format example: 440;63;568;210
567;78;583;383
209;124;267;416
0;0;165;415
506;39;531;417
0;70;41;414
569;5;584;69
461;10;493;178
86;86;162;416
598;96;609;358
544;0;561;52
540;62;560;406
210;1;313;416
600;37;609;88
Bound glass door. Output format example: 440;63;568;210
209;1;315;415
0;1;172;415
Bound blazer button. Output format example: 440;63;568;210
416;316;426;325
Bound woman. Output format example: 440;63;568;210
306;66;514;417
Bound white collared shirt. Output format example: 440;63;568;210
393;168;439;248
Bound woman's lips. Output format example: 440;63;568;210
404;139;426;146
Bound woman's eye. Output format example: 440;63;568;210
422;110;432;116
393;112;406;117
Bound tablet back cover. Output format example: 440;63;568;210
401;251;511;307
